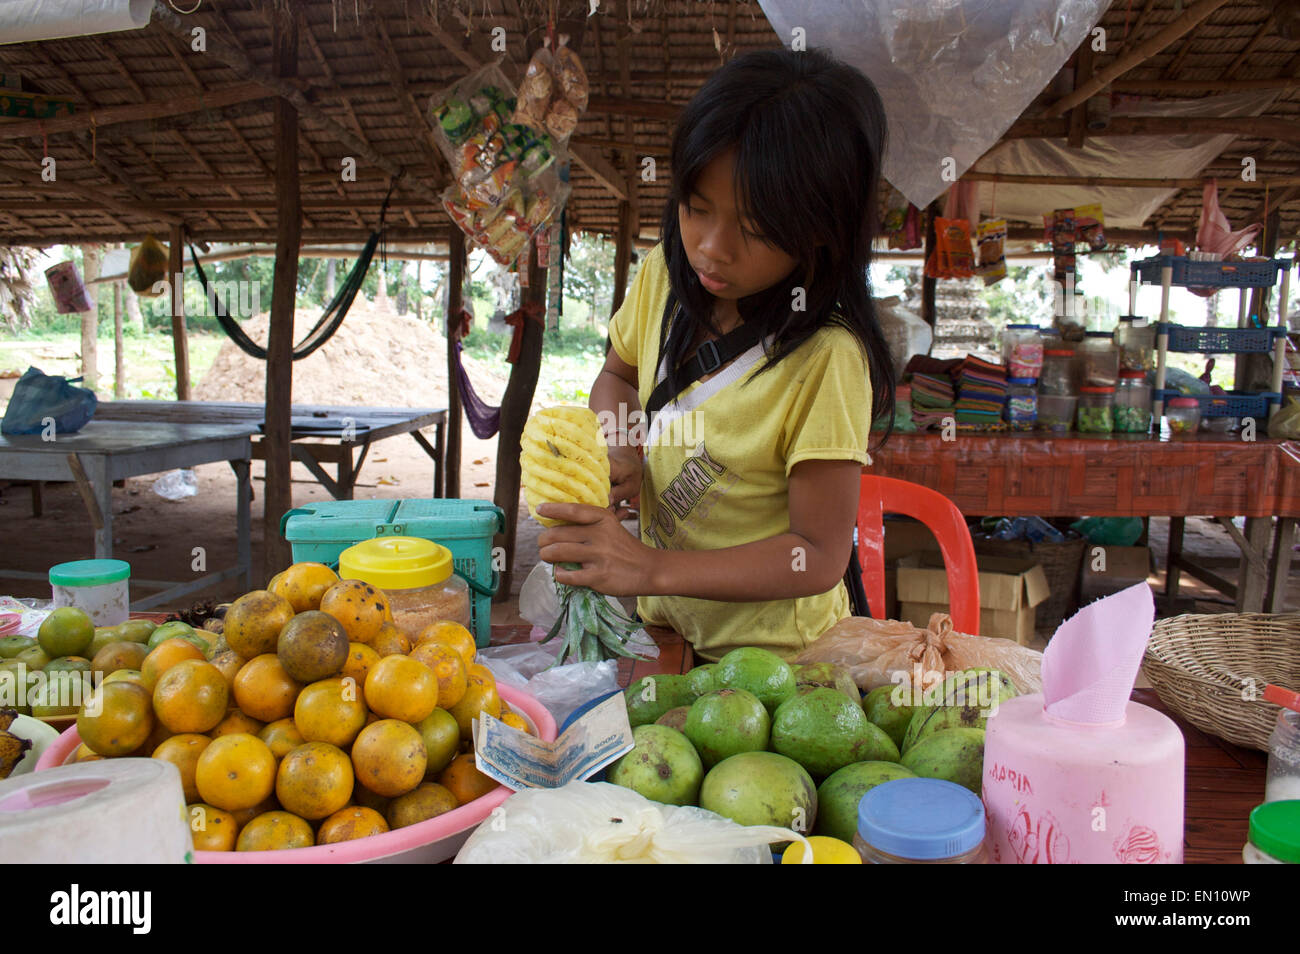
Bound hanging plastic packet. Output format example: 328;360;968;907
975;218;1007;286
1074;203;1106;251
127;234;169;297
924;217;974;279
511;36;589;145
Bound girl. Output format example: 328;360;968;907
536;47;895;661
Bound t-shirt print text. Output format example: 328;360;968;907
643;442;738;548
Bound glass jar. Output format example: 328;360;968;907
1243;800;1300;864
1039;348;1077;397
1267;709;1300;803
1114;370;1152;434
48;559;131;626
338;536;471;640
1115;316;1156;372
1077;386;1115;433
1166;397;1201;436
1081;331;1119;387
1002;324;1043;379
1037;394;1078;432
852;778;988;864
1005;377;1038;431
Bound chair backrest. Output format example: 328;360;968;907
857;474;981;635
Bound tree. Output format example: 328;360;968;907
564;232;618;329
0;247;38;333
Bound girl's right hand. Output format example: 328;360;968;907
607;444;643;519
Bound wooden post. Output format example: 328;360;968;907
79;245;101;393
1238;207;1281;391
445;228;465;500
493;248;546;602
611;200;633;317
167;225;190;400
113;281;124;399
921;203;937;330
263;10;300;581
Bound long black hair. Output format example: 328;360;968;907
657;47;895;441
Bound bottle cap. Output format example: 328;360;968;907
857;778;985;861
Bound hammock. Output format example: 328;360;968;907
453;340;501;439
189;230;379;362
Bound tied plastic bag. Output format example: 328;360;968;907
454;781;810;864
1;366;97;436
795;612;1043;695
127;234;169;297
151;468;198;501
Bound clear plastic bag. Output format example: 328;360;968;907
475;639;621;728
454;781;810;864
795;612;1043;695
151;468;198;501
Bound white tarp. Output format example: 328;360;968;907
758;0;1110;209
0;0;152;46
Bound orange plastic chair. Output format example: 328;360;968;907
856;474;981;635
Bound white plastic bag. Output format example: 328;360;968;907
151;468;197;500
454;781;810;864
475;640;621;727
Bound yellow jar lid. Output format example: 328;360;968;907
338;536;453;590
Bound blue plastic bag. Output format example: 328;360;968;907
1;367;97;436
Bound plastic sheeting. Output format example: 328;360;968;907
758;0;1109;209
0;0;152;46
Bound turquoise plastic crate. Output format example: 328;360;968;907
280;499;505;646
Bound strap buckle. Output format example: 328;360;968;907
697;340;722;374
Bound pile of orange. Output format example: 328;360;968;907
75;562;531;853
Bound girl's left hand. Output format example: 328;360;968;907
536;503;653;597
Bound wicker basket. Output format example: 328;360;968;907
1143;613;1300;751
971;532;1089;635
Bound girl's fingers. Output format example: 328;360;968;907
539;542;592;565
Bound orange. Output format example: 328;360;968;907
294;677;368;748
500;711;531;735
140;638;206;692
258;718;306;761
370;622;411;657
195;732;277;812
208;650;247;694
318;580;391;645
90;641;148;678
386;782;459;829
138;717;175;756
409;642;467;709
73;743;104;763
352;782;391;816
341;642;381;687
350;719;427;798
413;708;461;777
466;662;496;689
270;562;340;613
210;708;265;739
316;806;388;844
276;741;354;820
364;655;437;723
188;803;238;851
152;659;229;733
415;621;476;666
223;590;295;658
152;733;211;802
103;669;145;688
229;795;279;830
235;811;314;851
77;681;154;756
447;677;502;740
232;654;303;723
438;753;498;806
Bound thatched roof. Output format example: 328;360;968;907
0;0;1296;252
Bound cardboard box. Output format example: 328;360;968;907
1079;545;1154;604
897;552;1050;645
881;519;942;619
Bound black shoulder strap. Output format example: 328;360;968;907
645;304;766;422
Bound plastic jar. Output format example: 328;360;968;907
1002;324;1043;379
1077;386;1115;433
1081;331;1119;387
1039;348;1077;397
1114;370;1152;434
1166;397;1202;436
1243;800;1300;864
1005;378;1038;431
853;778;988;864
338;536;471;640
48;559;130;626
1037;394;1078;432
1266;709;1300;803
1115;316;1156;372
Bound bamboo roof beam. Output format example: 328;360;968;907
1005;115;1300;144
961;172;1300;189
0;160;183;227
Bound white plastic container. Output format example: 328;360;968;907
48;559;131;626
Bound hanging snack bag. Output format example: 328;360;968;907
976;218;1007;286
127;234;169;297
430;63;518;172
1074;203;1106;251
554;35;589;112
511;36;589;145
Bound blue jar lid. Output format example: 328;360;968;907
48;559;131;587
1005;323;1039;330
1007;377;1038;386
857;778;985;860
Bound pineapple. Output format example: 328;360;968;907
519;406;650;664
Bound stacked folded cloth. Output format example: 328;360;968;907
954;354;1008;430
903;355;961;430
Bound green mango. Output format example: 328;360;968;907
816;761;916;843
115;619;157;644
862;684;917;750
900;727;986;794
771;688;899;778
793;662;860;704
624;674;696;727
901;669;1019;754
686;664;716;699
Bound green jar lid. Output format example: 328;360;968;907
1248;800;1300;863
48;559;131;587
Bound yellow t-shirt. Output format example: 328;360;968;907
608;243;873;661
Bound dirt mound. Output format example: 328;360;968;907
195;299;508;408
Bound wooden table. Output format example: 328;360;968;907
869;430;1300;612
94;400;448;500
489;623;1267;864
0;420;255;608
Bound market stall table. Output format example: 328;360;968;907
93;400;448;500
868;430;1300;612
0;420;255;609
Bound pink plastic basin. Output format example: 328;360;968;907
35;684;555;863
